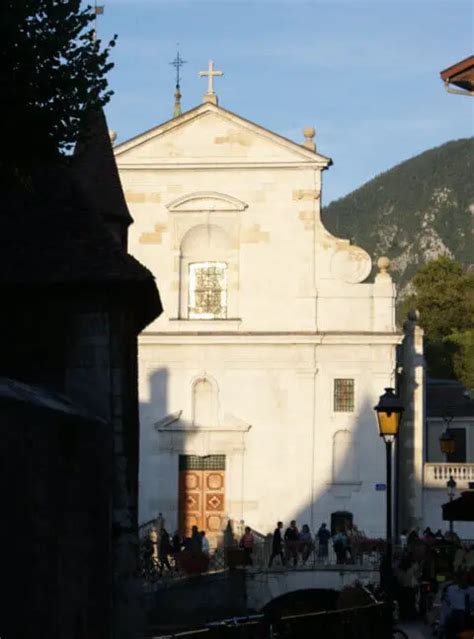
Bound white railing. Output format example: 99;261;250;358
424;463;474;488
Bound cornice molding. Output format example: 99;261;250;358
117;161;327;171
140;332;403;347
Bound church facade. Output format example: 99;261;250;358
115;89;401;542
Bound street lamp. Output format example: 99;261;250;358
446;475;457;534
374;387;404;586
439;411;455;459
439;430;456;457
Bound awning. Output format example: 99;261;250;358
442;491;474;522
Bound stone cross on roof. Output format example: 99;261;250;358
199;60;224;105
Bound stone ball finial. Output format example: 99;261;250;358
302;126;316;151
108;129;117;144
377;256;390;273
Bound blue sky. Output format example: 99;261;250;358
98;0;474;204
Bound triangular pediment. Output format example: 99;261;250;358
114;102;331;167
154;410;251;432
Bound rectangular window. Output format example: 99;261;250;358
334;379;355;412
188;262;227;319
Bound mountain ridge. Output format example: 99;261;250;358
322;138;474;296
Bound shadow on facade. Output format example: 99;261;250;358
138;369;411;629
139;368;401;550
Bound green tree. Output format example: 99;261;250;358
406;257;474;389
0;0;116;176
450;329;474;392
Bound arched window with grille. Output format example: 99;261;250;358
188;261;228;319
179;224;237;319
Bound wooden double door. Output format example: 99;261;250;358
178;455;225;545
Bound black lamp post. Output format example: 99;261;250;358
374;387;404;585
446;475;457;534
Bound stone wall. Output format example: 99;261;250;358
0;393;110;639
64;305;144;638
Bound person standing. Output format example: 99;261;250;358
171;530;182;571
442;571;474;639
190;525;203;554
400;529;408;549
395;553;419;621
172;530;182;555
284;520;299;567
316;523;331;563
158;526;172;573
269;521;285;567
240;526;255;566
299;524;313;564
333;527;347;565
200;531;210;556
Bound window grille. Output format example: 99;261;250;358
334;379;355;412
188;262;227;319
179;455;226;471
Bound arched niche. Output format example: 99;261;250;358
181;223;233;256
192;376;219;427
179;223;238;319
330;511;354;536
332;430;358;484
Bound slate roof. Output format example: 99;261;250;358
427;379;474;418
0;377;104;423
0;166;154;287
0;119;162;329
74;108;133;227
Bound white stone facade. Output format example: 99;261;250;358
115;102;400;540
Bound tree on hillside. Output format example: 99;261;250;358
0;0;116;177
405;257;474;390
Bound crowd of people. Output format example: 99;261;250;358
390;526;474;639
142;518;370;575
267;519;367;567
142;524;211;575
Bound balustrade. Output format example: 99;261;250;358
424;463;474;487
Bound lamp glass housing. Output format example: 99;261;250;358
439;431;456;456
447;476;457;499
376;410;401;439
374;388;404;441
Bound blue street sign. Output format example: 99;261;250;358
375;483;386;491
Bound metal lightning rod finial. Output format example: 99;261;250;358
170;46;187;118
170;46;187;89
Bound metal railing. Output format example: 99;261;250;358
148;600;391;638
139;538;383;585
241;539;382;570
424;463;474;487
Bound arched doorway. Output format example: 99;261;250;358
330;511;353;535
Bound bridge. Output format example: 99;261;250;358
245;563;379;610
144;561;381;632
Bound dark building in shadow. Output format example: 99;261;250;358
0;109;162;638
